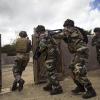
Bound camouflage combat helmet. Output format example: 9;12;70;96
94;27;100;33
35;25;45;33
63;19;74;27
19;31;27;37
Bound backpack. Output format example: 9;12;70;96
16;38;28;53
76;27;88;44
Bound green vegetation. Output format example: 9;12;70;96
1;43;16;56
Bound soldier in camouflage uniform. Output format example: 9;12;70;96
34;25;63;95
11;31;31;91
92;27;100;64
63;19;96;99
54;19;96;99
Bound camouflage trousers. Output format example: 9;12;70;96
45;49;61;89
13;53;29;82
96;46;100;64
69;52;92;89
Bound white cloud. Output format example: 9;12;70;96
0;0;100;45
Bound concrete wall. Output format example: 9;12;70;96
1;53;16;65
1;53;33;65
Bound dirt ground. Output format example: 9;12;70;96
0;63;100;100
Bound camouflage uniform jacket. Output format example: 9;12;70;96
38;32;59;60
54;27;88;54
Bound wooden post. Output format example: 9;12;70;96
32;29;46;84
32;34;39;84
0;34;2;92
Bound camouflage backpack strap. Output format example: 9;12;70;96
76;27;88;44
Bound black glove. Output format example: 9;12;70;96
33;50;41;60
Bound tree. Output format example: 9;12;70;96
1;44;16;56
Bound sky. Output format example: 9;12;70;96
0;0;100;46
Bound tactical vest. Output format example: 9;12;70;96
16;38;28;53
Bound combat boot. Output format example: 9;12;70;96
71;86;85;94
18;79;25;92
11;80;18;91
50;86;63;95
43;84;52;91
82;87;96;99
72;80;85;94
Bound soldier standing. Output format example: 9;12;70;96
34;25;63;95
92;27;100;64
63;19;96;99
54;19;96;99
11;31;31;91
